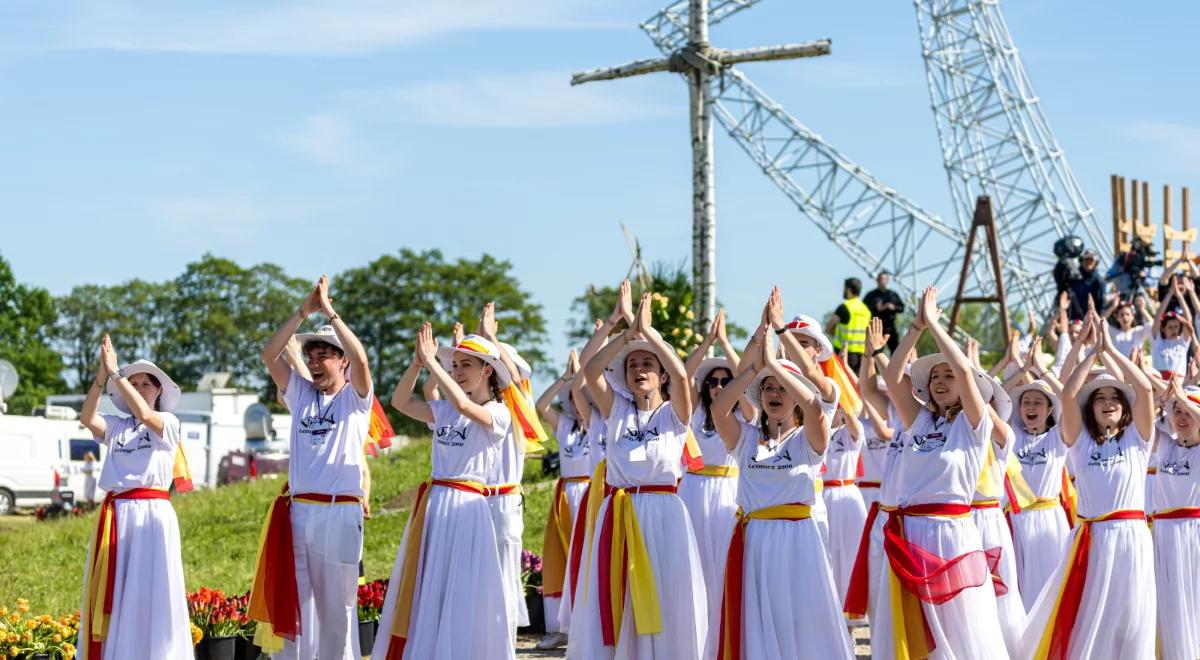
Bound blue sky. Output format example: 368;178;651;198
2;1;1197;372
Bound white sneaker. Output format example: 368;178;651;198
535;631;569;650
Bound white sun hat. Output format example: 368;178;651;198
748;359;818;408
1009;380;1062;425
909;353;994;407
694;357;733;391
295;325;344;353
107;359;182;413
435;334;513;387
604;339;668;398
1075;372;1136;410
499;342;533;382
784;314;833;362
981;370;1011;420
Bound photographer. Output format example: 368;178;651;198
1068;249;1105;321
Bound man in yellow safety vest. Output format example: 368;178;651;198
825;277;871;371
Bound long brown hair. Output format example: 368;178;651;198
1082;387;1133;441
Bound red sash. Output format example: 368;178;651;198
596;483;676;646
1152;506;1200;520
843;500;882;618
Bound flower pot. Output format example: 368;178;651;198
518;592;545;635
235;635;261;660
30;654;51;660
197;635;238;660
358;619;378;656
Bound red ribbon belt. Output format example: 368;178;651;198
858;480;882;488
717;503;813;660
486;482;522;497
824;479;856;487
1152;506;1200;520
596;483;676;646
843;500;882;618
1033;509;1146;660
291;492;361;504
85;488;172;660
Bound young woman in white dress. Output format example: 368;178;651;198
871;286;1008;660
568;283;707;660
1151;381;1200;660
822;407;868;606
78;336;192;660
373;325;513;660
1019;309;1156;660
708;324;855;660
679;309;750;660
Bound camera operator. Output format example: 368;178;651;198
1068;249;1106;321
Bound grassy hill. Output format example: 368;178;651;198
0;440;557;616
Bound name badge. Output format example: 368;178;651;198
628;444;648;463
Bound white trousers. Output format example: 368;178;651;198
273;501;363;660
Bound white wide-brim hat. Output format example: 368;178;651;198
784;314;833;362
1075;372;1136;411
108;359;182;413
909;353;994;407
499;342;532;382
604;340;664;398
295;325;344;353
694;357;733;391
435;334;513;387
1009;380;1062;425
749;360;818;409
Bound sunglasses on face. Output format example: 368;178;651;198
705;376;733;388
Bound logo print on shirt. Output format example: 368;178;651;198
113;426;153;455
887;436;906;456
1087;443;1127;469
833;436;848;453
867;436;889;451
749;446;794;470
434;425;468;448
1160;459;1191;476
623;426;660;444
1016;445;1048;466
911;432;946;453
298;411;337;448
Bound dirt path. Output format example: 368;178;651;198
515;626;872;658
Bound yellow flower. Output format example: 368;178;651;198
190;623;203;646
24;620;36;630
0;607;7;616
670;327;680;337
682;328;694;338
20;631;30;642
53;634;62;643
5;634;14;643
677;305;687;314
6;647;14;657
686;310;695;320
6;614;17;625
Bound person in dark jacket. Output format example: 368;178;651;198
1069;249;1106;321
862;271;904;354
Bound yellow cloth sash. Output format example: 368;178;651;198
542;476;590;597
687;464;740;478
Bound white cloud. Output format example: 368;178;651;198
277;113;386;176
56;0;631;55
1125;121;1200;174
145;194;295;240
358;71;679;127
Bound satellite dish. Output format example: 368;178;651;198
0;360;18;399
243;403;274;440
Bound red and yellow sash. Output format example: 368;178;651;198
1032;509;1146;660
364;396;396;457
1059;469;1078;527
249;485;361;653
84;488;171;660
687;464;739;478
843;500;883;619
502;383;547;454
596;482;675;646
825;479;856;487
542;475;591;598
821;355;862;417
1151;506;1200;521
681;428;704;472
381;479;488;660
717;503;813;660
883;503;996;660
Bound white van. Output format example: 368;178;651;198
0;415;88;514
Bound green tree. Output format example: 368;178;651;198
159;255;308;396
0;254;66;414
55;280;174;388
570;261;746;359
331;249;548;433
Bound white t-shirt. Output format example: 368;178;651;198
285;371;372;496
735;422;824;511
586;405;607;472
486;404;525;487
98;413;182;491
859;416;889;485
689;408;738;469
1152;336;1191;375
1068;427;1151;518
1154;438;1200;511
1011;426;1069;499
824;425;862;481
1109;324;1151;359
429;399;510;483
555;414;591;479
603;393;688;488
893;408;993;507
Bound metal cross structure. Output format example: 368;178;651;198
571;0;831;330
915;0;1108;324
579;0;1105;339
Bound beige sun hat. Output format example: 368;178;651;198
909;353;995;406
1075;372;1135;410
748;359;818;408
1009;380;1062;425
295;325;345;353
435;334;513;387
107;359;182;413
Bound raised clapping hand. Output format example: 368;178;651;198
920;286;941;328
712;308;728;343
477;302;499;342
630;291;653;338
866;317;890;354
316;275;336;317
415;323;438;368
452;322;465;347
610;279;634;326
767;286;785;330
100;335;120;377
566;349;580;377
761;325;777;367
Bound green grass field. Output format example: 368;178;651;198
0;440;557;617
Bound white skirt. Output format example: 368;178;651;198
566;492;707;660
971;506;1024;656
1018;519;1156;659
546;479;591;634
372;486;512;660
78;499;192;660
677;472;738;660
1153;518;1200;660
490;492;529;629
864;507;889;625
822;484;867;605
869;515;1008;660
859;484;881;512
738;517;856;659
1010;506;1071;611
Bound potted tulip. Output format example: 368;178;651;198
357;579;387;656
518;549;545;634
189;588;242;660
